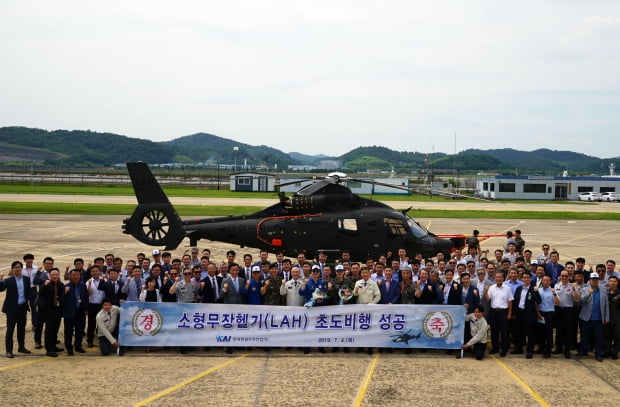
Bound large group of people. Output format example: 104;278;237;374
1;232;619;362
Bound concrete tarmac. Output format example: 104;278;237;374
0;205;619;406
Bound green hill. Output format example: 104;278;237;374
0;126;617;175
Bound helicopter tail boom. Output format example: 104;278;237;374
122;162;186;250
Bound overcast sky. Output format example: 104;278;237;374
1;1;619;158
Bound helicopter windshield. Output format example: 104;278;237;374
407;217;430;239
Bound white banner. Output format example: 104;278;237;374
119;302;465;349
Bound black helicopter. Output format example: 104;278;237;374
122;162;467;260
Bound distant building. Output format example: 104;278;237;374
230;172;276;192
476;175;620;200
278;177;410;195
318;160;342;169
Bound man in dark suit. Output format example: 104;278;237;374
512;273;541;358
37;268;65;357
0;261;31;358
99;269;125;306
62;269;88;355
379;268;400;304
218;263;246;355
415;270;444;305
459;273;481;314
442;270;462;305
219;264;246;304
199;263;223;303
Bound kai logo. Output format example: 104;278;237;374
216;335;232;342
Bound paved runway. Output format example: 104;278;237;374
0;210;619;406
2;192;620;211
0;214;618;271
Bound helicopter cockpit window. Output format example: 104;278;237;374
384;218;408;238
338;218;358;233
407;218;429;239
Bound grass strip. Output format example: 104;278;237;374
1;202;619;220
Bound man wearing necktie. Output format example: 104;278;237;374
198;263;222;303
101;270;125;306
38;268;66;357
219;264;246;304
280;267;305;306
0;261;32;358
281;259;293;281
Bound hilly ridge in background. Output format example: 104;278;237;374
0;126;617;175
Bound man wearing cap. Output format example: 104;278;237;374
299;265;326;305
151;249;163;268
280;266;305;306
578;272;610;361
247;266;265;305
328;265;353;306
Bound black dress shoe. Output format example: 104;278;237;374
18;348;31;354
612;354;618;360
87;342;94;348
564;353;571;359
34;343;42;349
303;348;310;355
46;352;58;357
551;349;562;355
75;348;86;353
595;356;603;362
543;353;551;359
6;352;14;358
526;353;533;359
54;347;64;352
510;350;523;355
500;351;507;357
67;350;74;356
489;349;498;354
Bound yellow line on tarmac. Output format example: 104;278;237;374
555;229;616;245
0;356;52;371
492;356;550;407
133;353;250;407
352;353;380;407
